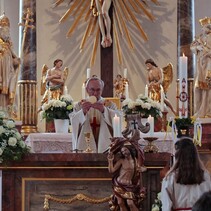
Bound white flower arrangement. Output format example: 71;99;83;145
40;95;74;122
0;111;30;164
122;94;161;119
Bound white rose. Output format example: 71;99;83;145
60;95;73;102
19;140;26;148
6;120;15;129
15;132;22;140
0;111;5;118
0;126;5;134
0;148;3;156
8;137;17;146
152;205;160;211
157;192;161;200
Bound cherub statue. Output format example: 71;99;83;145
40;59;69;106
107;114;147;211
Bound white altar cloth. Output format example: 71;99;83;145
25;133;72;153
25;132;174;154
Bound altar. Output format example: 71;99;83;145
25;132;175;154
0;153;171;211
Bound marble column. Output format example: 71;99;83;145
18;0;37;134
177;0;194;117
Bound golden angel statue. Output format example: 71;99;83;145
0;12;21;115
145;59;176;115
40;59;69;106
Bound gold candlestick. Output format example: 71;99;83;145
143;137;159;153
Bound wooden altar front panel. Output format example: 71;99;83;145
0;153;171;211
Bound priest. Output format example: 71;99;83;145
71;77;118;153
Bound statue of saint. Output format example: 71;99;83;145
0;13;20;114
190;17;211;117
107;114;146;210
114;74;124;99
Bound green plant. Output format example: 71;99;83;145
122;94;161;119
0;111;30;164
169;116;195;129
41;95;74;122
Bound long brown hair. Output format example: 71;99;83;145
167;138;205;184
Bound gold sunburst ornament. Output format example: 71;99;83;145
53;0;159;66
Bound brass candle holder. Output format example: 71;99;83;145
143;137;159;153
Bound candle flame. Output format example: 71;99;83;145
183;53;185;57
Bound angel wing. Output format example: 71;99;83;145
162;63;173;94
63;67;69;82
40;64;48;95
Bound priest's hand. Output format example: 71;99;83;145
91;102;105;113
81;101;92;114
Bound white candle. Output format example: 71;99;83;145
112;114;120;137
64;86;68;95
87;68;91;79
125;82;129;99
179;54;188;118
82;83;86;99
160;85;164;112
145;85;148;97
124;68;127;78
147;115;154;136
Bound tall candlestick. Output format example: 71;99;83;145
145;85;148;97
87;68;91;79
179;54;188;118
160;85;164;112
82;83;86;99
112;114;120;137
64;86;68;95
124;68;127;78
125;82;129;99
147;115;154;136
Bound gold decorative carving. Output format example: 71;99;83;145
199;17;211;26
43;193;112;210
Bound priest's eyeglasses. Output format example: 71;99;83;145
88;88;102;93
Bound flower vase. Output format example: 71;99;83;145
54;119;69;133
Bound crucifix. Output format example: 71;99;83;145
52;0;158;96
131;119;138;130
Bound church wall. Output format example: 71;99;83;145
3;0;211;132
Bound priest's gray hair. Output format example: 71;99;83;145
85;77;104;89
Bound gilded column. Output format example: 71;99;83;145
18;0;37;134
177;0;194;117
